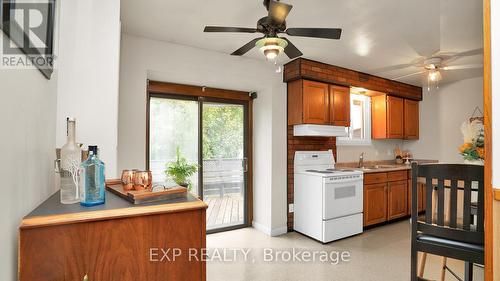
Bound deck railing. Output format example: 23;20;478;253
150;158;244;196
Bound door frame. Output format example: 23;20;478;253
145;80;254;233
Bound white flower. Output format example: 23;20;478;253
461;120;484;143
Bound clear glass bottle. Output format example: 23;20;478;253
79;145;105;206
60;118;82;204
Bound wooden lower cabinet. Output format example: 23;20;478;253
363;183;388;226
363;170;410;227
388;180;408;220
19;209;206;281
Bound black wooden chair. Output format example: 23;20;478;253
411;163;484;281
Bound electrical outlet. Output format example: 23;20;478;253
288;203;294;213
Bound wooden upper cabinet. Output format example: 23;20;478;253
287;79;351;126
371;94;413;139
387;96;404;138
303;80;330;124
288;80;330;125
371;95;388;139
329;85;351;127
404;99;419;139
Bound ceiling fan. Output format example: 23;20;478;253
203;0;342;61
389;49;483;89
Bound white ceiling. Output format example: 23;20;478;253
121;0;483;87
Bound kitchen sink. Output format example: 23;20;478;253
360;164;400;171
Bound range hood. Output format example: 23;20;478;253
293;124;348;137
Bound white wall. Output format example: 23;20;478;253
118;34;288;235
0;0;121;279
404;77;483;163
491;3;500;280
337;140;404;163
56;0;121;178
0;36;58;281
270;81;288;233
492;0;499;188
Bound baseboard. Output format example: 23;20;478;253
252;221;287;237
270;226;288;236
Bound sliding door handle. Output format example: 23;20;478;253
242;157;248;173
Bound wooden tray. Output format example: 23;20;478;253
105;180;187;205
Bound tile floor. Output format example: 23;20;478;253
207;220;484;281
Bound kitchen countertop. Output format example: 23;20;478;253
336;159;439;174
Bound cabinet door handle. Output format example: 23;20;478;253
83;274;89;281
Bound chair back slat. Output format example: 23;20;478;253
411;163;484;244
449;179;458;228
437;179;445;226
477;180;484;232
425;179;433;224
463;180;471;231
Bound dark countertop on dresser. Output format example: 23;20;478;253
21;189;207;229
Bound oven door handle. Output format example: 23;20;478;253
325;178;363;184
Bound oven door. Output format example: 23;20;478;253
322;176;363;220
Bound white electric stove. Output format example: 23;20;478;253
293;150;364;243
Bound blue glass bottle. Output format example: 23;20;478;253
80;145;105;206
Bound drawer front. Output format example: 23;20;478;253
387;170;407;182
364;172;387;184
323;213;363;242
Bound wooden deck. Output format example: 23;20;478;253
205;193;244;230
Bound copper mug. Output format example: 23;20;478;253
121;170;136;191
133;170;152;191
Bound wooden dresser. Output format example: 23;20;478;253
19;190;207;281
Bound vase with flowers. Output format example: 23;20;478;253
458;119;484;165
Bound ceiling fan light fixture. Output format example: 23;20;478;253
256;37;288;61
428;69;442;82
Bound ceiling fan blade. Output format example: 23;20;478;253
204;26;258;33
442;64;483;71
454;48;483;58
370;63;417;74
282;37;303;59
231;37;262;56
285;28;342;39
440;48;484;64
268;0;292;24
392;71;426;80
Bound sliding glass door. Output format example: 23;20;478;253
148;95;248;232
202;101;246;231
149;97;200;196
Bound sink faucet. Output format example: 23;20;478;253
358;152;365;168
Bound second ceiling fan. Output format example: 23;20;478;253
204;0;342;61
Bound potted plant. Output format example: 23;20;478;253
165;147;198;190
458;119;485;165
